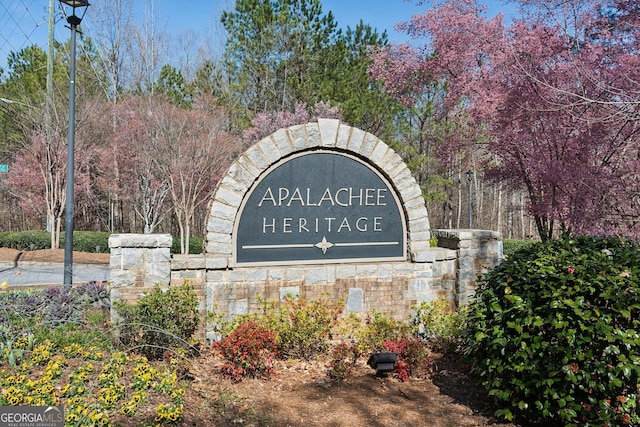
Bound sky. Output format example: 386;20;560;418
0;0;518;73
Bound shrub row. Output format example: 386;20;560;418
210;295;464;382
502;238;537;258
170;236;203;254
0;231;110;252
0;230;203;254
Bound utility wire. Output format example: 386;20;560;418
0;1;48;69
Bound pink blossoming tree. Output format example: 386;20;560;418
369;0;640;240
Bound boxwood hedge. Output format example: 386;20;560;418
0;231;203;254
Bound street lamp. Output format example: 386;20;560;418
0;98;12;104
59;0;89;288
466;170;474;229
0;97;34;110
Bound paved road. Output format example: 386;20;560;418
0;262;109;287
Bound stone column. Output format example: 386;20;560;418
433;229;502;305
108;234;172;306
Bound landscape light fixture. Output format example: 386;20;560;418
59;0;89;288
367;352;398;377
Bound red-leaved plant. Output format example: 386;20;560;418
382;338;432;382
327;342;360;380
213;320;278;381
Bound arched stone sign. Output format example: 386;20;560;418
206;119;432;266
234;150;407;265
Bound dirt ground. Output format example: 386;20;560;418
0;248;527;426
0;247;109;264
180;351;524;427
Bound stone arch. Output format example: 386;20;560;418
205;119;432;267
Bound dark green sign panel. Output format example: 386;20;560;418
234;151;406;265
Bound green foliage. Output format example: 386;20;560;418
411;298;468;352
256;294;344;360
0;230;51;250
0;231;201;254
208;294;344;361
171;236;203;254
113;282;201;360
155;64;193;108
0;230;110;251
32;310;112;351
220;0;394;134
502;239;537;258
68;231;110;253
347;309;409;354
465;236;640;425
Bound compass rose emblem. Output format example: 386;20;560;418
314;236;334;254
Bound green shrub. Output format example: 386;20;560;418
502;239;537;258
171;237;203;254
209;294;344;361
0;230;51;250
0;230;110;252
410;298;468;352
0;231;205;254
347;309;409;354
256;294;343;360
113;281;201;360
68;231;110;252
465;235;640;425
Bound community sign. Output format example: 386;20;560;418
234;150;407;265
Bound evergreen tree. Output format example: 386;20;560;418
221;0;397;134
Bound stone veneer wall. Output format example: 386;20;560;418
108;120;503;342
108;230;501;342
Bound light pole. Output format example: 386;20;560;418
59;0;89;288
466;169;474;229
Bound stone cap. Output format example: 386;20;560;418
434;229;501;241
108;234;173;249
